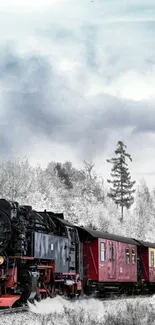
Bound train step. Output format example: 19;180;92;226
103;286;120;292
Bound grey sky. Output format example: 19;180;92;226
0;0;155;188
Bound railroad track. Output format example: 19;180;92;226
0;306;29;316
78;292;153;302
0;294;153;315
100;294;152;301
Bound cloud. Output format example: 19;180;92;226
0;0;155;186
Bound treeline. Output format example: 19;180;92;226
0;157;154;241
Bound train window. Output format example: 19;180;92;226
151;251;154;267
131;249;136;264
109;244;114;261
100;242;106;262
125;248;130;264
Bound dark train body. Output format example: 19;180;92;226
0;198;155;308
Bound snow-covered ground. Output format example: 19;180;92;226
1;295;155;325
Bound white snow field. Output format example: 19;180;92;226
1;295;155;325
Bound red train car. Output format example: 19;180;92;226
77;227;139;295
136;240;155;290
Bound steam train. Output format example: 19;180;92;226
0;198;155;308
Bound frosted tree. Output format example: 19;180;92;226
134;179;154;240
0;158;35;201
54;162;73;189
107;141;136;221
83;160;105;202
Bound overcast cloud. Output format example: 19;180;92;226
0;0;155;187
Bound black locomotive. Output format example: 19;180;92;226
0;199;83;308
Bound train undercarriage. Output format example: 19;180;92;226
83;279;155;299
1;261;155;309
0;256;83;308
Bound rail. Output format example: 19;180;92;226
0;306;29;315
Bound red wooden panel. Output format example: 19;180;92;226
83;238;138;283
140;247;149;281
83;239;98;281
98;238;137;282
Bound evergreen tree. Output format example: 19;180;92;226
107;140;136;221
54;162;73;189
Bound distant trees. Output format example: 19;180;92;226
83;161;105;203
1;155;155;240
134;179;154;240
0;158;35;202
107;141;136;221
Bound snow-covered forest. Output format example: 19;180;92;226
0;158;154;242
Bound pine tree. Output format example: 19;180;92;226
107;141;136;221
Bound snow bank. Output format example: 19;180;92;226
2;295;155;325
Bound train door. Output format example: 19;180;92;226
137;246;144;283
67;227;81;274
67;227;76;272
108;242;116;279
137;257;142;283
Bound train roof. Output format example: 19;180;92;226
76;226;140;245
57;217;76;227
56;217;155;248
135;240;155;248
